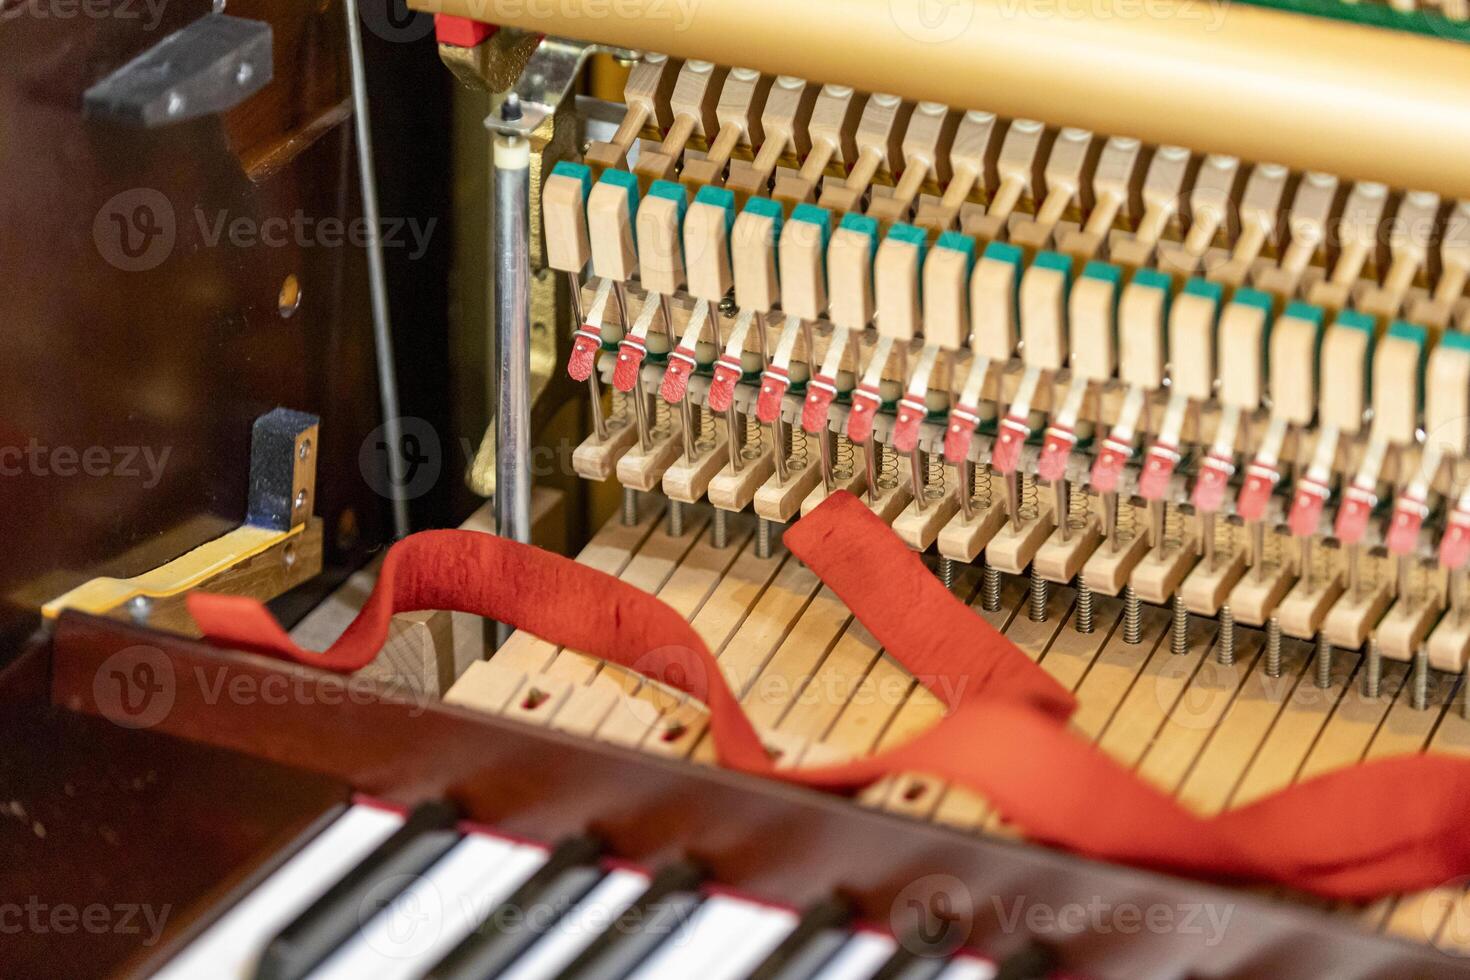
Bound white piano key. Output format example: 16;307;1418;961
811;931;898;980
497;868;650;980
153;804;405;980
626;896;797;980
305;836;547;980
936;955;997;980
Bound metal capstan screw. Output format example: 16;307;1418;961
1216;605;1235;665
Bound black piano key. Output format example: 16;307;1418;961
424;835;605;980
254;800;461;980
744;896;855;980
551;861;705;980
866;943;949;980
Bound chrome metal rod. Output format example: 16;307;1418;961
492;100;533;551
344;0;409;539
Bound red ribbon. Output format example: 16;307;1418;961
190;491;1470;900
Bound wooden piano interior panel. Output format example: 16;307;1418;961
448;499;1470;955
0;695;349;979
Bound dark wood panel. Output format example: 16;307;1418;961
48;612;1463;980
0;0;461;651
0;645;348;978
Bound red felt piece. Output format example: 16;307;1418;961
190;491;1470;901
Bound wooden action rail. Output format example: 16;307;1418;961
447;501;1470;955
416;0;1470;200
34;612;1468;978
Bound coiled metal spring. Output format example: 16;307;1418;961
787;425;809;471
652;397;672;440
878;442;900;491
834;433;856;481
696;404;717;454
922;451;946;502
608;389;629;430
1019;473;1040;522
1114;496;1139;546
972;463;994;511
1161;502;1186;553
1214;516;1240;561
1066;483;1091;534
1259;526;1285;576
741;411;764;460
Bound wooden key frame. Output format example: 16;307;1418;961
34;578;1470;975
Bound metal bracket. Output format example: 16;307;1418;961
84;14;273;127
484;36;602;139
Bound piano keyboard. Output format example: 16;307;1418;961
445;501;1470;952
154;801;1010;980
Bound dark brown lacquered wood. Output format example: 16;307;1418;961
0;641;348;979
48;611;1465;980
0;0;460;649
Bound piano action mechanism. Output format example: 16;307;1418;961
18;0;1470;976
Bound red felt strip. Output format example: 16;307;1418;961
189;491;1470;900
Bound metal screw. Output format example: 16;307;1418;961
1364;636;1382;699
127;596;152;625
500;91;523;121
981;561;1002;612
756;518;773;559
621;487;638;526
711;507;728;549
298;438;312;461
668;500;684;537
1075;576;1094;634
1029;565;1048;623
1412;646;1430;710
1265;616;1282;678
1216;605;1235;665
938;557;956;591
1314;633;1333;689
1170;594;1189;655
718;294;738;318
1122;585;1141;645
